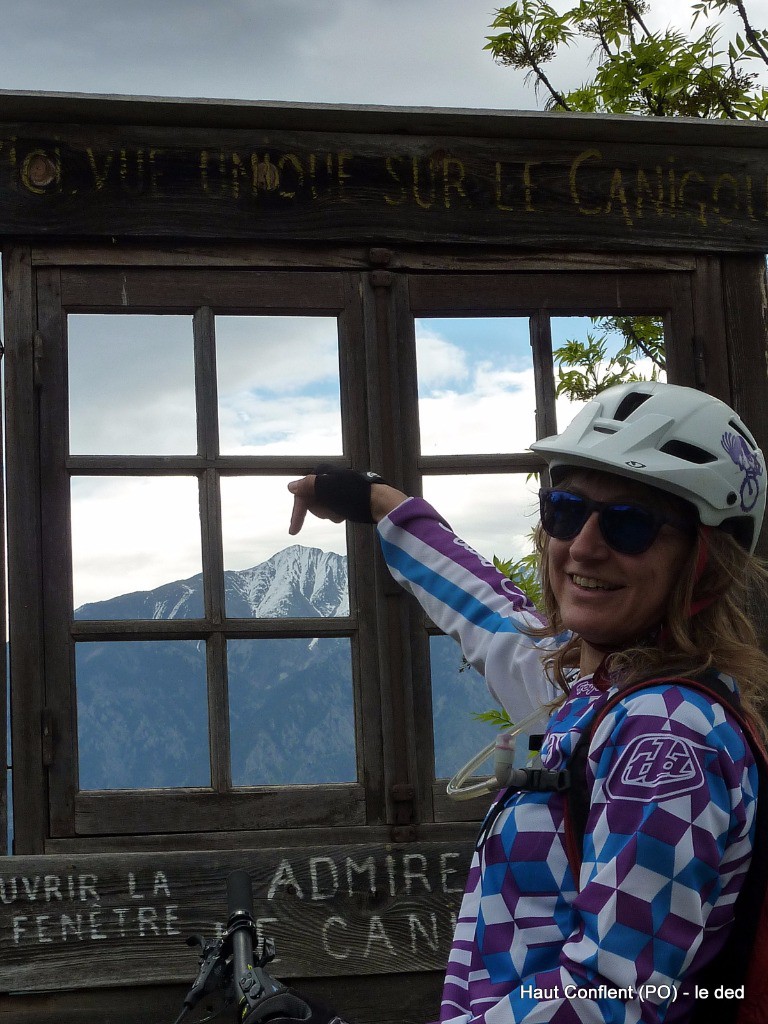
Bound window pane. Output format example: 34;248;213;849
72;477;202;616
221;477;348;618
415;317;534;455
76;640;209;790
551;314;666;432
421;473;540;568
228;638;355;785
431;635;495;780
216;316;342;455
68;314;196;455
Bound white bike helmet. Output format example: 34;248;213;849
530;381;766;553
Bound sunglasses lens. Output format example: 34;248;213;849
541;491;589;540
541;490;662;554
600;505;659;554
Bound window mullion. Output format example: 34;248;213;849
530;311;558;441
193;306;230;791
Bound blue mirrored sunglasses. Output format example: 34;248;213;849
539;488;695;556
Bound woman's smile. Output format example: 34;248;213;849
567;573;621;592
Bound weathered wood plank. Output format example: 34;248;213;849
36;266;79;838
690;257;730;399
42;821;483;855
2;89;767;150
407;270;682;314
72;785;367;836
58;268;346;311
3;247;46;854
0;843;471;993
720;255;768;556
29;242;699;271
1;123;766;251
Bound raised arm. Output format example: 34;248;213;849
287;468;556;720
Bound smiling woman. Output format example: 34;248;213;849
287;379;768;1024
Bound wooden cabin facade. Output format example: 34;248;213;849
0;90;766;1022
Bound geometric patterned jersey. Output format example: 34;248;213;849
378;497;758;1024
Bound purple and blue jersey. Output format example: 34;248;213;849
378;498;757;1024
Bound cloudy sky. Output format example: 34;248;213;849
1;0;754;109
0;0;542;110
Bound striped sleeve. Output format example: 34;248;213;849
377;497;558;722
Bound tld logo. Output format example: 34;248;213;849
606;734;706;801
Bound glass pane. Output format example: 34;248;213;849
221;477;348;618
228;638;355;785
72;477;202;616
415;317;534;455
76;640;210;791
551;314;666;433
68;314;196;455
216;316;342;455
421;473;540;568
431;635;495;780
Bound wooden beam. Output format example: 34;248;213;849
0;124;766;251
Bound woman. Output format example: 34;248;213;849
287;381;768;1024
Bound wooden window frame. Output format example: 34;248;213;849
32;266;384;841
5;250;718;852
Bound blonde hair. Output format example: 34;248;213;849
533;521;768;734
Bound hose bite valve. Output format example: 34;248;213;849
446;707;567;801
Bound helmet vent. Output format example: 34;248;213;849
660;440;717;465
728;417;758;450
594;426;617;434
613;392;653;421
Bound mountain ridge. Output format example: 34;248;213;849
75;544;349;621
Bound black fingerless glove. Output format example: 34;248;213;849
313;465;387;524
242;988;351;1024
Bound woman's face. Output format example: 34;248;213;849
546;471;695;675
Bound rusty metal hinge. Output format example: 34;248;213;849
41;708;54;767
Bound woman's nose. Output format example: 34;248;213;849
568;511;609;557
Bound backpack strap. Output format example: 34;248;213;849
563;670;768;1024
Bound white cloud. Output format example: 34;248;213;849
71;477;203;605
216;316;340;395
414;326;470;388
219;395;343;455
68;314;198;455
418;353;538;454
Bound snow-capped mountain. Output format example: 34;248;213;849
75;544;348;621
